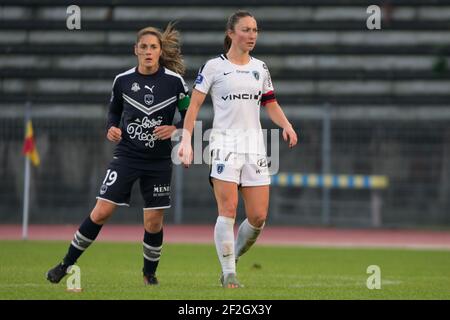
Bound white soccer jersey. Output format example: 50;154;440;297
194;54;276;155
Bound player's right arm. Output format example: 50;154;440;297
107;126;122;143
181;89;206;140
106;76;124;143
178;89;206;167
178;60;215;167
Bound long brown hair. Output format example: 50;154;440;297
136;22;185;75
224;10;254;52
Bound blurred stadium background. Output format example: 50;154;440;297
1;0;449;229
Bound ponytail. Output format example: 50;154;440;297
160;22;185;76
224;34;232;52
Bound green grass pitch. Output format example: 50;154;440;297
0;240;449;299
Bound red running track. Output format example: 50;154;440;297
1;224;450;250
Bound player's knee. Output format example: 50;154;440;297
143;212;163;233
248;213;266;228
144;219;163;233
90;204;114;225
220;200;238;217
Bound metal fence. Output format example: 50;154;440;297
273;107;450;227
1;105;449;227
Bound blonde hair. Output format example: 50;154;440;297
136;22;185;75
224;10;254;52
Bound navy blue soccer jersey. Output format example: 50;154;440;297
107;66;190;167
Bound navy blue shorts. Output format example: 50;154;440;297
96;158;172;210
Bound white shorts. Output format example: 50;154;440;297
209;149;271;187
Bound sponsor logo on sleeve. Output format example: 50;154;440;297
195;74;204;85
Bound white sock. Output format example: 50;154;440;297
214;216;236;275
235;218;265;260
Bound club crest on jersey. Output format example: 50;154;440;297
252;71;260;81
144;94;154;106
131;82;140;92
217;164;225;174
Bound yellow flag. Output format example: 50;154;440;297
23;120;40;166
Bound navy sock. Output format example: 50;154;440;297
63;216;103;266
143;229;163;276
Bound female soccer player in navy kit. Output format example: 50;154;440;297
47;24;190;286
178;11;298;288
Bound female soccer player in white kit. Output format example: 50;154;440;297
178;10;298;288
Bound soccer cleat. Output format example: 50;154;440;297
143;273;159;285
46;262;69;284
220;273;242;289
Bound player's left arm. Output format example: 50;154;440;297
154;80;190;141
174;91;190;129
264;101;298;148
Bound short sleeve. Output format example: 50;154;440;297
261;63;276;106
193;60;215;94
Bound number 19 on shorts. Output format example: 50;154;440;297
102;169;118;186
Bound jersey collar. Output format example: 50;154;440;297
135;65;164;78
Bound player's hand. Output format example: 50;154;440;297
178;140;193;168
282;125;298;148
107;126;122;143
154;125;176;140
